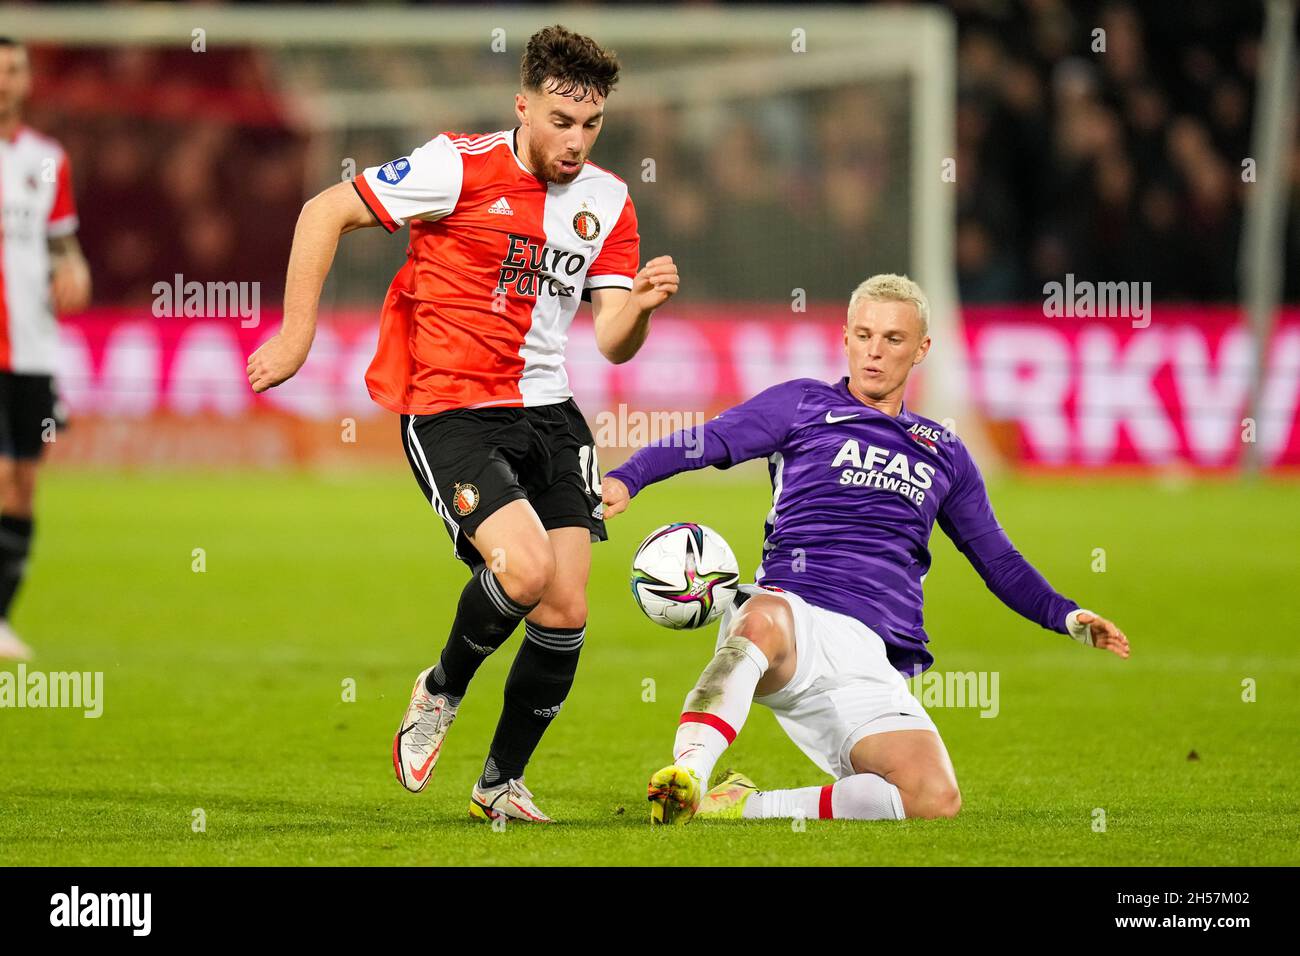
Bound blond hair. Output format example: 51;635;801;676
847;273;930;337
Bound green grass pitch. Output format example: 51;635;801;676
1;465;1297;866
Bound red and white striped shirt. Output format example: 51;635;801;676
0;125;78;374
354;128;639;415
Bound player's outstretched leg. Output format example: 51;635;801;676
393;564;539;793
647;629;765;824
648;599;792;823
648;594;797;824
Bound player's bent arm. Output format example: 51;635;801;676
48;234;91;315
247;182;377;393
591;255;678;364
590;288;641;363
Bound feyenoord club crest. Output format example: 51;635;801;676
573;209;600;241
452;482;480;516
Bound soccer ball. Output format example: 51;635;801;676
630;522;740;629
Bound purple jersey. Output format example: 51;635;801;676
607;376;1079;676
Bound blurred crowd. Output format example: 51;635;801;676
19;0;1292;307
24;45;306;305
951;0;1270;301
529;84;914;305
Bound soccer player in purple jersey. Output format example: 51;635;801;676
601;274;1130;824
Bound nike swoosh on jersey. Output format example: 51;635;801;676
825;412;860;423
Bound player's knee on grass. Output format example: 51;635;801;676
850;729;960;819
899;777;962;819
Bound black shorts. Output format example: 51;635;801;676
399;398;607;569
0;372;61;460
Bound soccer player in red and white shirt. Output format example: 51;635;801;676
247;26;677;821
0;38;92;661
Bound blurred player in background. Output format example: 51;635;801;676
602;273;1129;824
247;25;677;821
0;38;92;661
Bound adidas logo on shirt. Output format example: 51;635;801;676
488;197;513;215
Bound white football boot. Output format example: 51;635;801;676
0;620;33;661
392;667;459;793
469;777;554;824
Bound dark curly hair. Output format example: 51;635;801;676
520;25;620;101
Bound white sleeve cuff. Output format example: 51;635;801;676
584;273;634;291
1066;608;1095;646
47;215;79;239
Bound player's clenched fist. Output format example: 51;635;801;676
601;476;630;519
247;333;311;393
631;255;678;311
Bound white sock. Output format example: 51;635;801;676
742;773;905;820
672;634;769;786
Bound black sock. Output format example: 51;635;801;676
426;566;537;700
0;515;34;620
480;621;585;786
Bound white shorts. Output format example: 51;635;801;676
718;584;939;779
